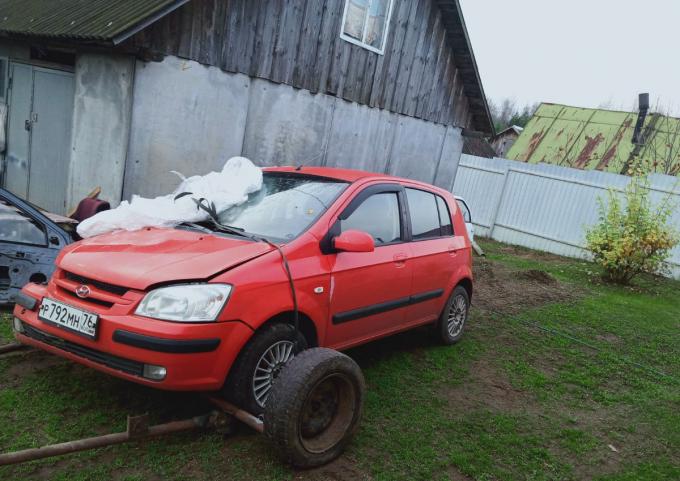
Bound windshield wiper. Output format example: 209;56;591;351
178;222;213;234
175;193;264;242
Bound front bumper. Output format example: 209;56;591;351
13;284;254;391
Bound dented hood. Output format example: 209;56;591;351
58;228;274;290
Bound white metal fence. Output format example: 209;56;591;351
453;154;680;278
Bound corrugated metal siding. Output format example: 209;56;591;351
453;154;680;278
507;103;680;176
0;0;187;42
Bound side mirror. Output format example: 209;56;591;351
333;230;375;253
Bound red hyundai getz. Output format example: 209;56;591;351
13;167;473;416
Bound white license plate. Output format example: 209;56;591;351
38;298;99;339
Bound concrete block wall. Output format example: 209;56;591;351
124;56;465;199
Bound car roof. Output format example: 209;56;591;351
263;166;447;193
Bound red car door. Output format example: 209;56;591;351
402;188;461;326
324;185;413;350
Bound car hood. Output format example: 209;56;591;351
58;228;274;290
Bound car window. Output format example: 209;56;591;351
217;174;348;241
437;196;453;236
0;197;47;245
406;188;441;240
457;199;471;223
340;192;401;246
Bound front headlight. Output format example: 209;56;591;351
135;284;232;322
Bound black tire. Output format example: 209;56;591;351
436;285;470;345
223;323;307;415
264;348;365;468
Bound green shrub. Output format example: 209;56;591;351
585;176;678;284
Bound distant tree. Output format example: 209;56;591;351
489;99;538;132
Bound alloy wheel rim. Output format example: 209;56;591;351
253;340;295;407
447;294;467;338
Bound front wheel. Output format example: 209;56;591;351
436;285;470;345
223;323;307;415
264;348;365;468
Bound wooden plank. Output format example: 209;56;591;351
211;0;229;69
164;5;183;56
270;0;304;84
201;0;218;65
254;0;283;79
189;0;205;61
326;17;351;96
343;45;370;104
415;12;445;119
176;0;195;59
429;48;452;121
405;2;439;118
443;56;463;124
377;0;416;109
313;0;342;94
293;0;325;91
390;0;426;114
359;47;379;103
221;0;242;72
236;0;259;74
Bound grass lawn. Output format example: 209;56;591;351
0;239;678;480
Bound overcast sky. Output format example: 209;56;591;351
459;0;680;114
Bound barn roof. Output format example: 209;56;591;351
506;103;680;176
0;0;190;45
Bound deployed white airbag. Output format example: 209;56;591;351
77;157;263;238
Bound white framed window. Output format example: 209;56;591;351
340;0;395;55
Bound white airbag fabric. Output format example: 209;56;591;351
77;157;263;238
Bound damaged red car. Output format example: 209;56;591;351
12;167;473;416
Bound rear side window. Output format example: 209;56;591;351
437;197;453;236
457;199;471;223
406;188;442;240
340;192;401;246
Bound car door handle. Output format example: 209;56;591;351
447;245;459;256
393;253;408;267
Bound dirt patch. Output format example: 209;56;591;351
492;243;574;264
0;351;64;390
442;359;532;413
296;455;372;481
446;466;474;480
472;258;577;316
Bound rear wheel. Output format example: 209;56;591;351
436;285;470;345
223;323;307;415
264;348;365;468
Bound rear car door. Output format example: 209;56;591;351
0;188;72;303
403;188;461;326
325;184;413;349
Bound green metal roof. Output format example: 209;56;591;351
0;0;190;45
506;103;680;176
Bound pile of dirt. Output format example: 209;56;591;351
472;259;575;316
520;269;558;285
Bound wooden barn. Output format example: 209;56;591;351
0;0;493;214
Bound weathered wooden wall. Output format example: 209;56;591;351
127;0;474;129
